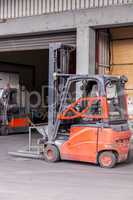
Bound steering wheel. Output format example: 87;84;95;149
58;97;102;120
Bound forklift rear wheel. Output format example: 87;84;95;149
44;145;60;162
98;151;117;168
0;126;9;136
126;150;133;163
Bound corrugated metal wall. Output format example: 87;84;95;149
0;32;76;51
0;0;132;19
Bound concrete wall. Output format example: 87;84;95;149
0;5;133;75
0;5;133;36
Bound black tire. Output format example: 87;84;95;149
126;150;133;163
0;126;9;136
98;151;117;168
44;145;60;162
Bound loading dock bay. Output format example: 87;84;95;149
0;28;133;200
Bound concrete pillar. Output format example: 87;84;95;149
76;26;96;75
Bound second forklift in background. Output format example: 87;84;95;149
0;83;30;135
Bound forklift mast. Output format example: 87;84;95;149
48;43;75;139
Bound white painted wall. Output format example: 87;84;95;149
0;72;19;89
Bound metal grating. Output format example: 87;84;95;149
0;0;132;20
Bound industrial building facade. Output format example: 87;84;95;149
0;0;133;115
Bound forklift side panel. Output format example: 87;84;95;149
98;127;131;162
60;126;98;163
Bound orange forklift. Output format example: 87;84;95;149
0;85;29;135
42;43;132;168
9;43;132;168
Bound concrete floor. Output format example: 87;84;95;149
0;134;133;200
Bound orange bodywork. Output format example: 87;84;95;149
60;126;98;163
60;125;131;164
98;127;131;162
8;117;29;128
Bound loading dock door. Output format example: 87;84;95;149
110;28;133;98
111;39;133;94
110;27;133;117
0;32;76;52
97;27;133;117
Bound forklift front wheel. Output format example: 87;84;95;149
98;151;117;168
44;145;60;162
